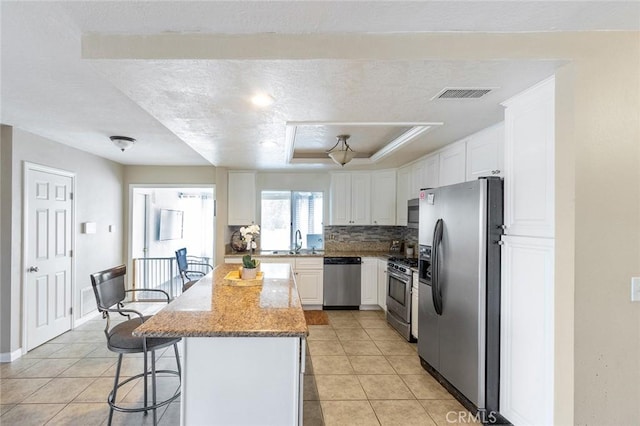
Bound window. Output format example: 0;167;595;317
261;191;324;251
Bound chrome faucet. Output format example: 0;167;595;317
294;230;302;253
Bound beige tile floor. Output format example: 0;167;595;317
0;305;475;425
304;309;478;426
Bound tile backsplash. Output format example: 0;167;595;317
225;224;418;254
324;225;418;252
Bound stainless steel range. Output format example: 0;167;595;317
386;256;418;341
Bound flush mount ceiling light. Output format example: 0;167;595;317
109;136;136;152
251;93;275;107
327;134;355;167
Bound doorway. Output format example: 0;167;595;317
23;162;75;351
129;185;215;297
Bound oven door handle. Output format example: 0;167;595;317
387;270;410;283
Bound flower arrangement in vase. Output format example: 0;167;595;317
240;224;260;254
240;254;260;280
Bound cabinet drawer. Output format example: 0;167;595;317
295;257;323;270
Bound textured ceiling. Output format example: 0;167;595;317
1;1;638;168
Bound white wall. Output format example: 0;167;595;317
123;165;217;265
0;126;14;354
1;127;124;353
133;188;214;259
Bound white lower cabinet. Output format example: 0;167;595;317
377;259;388;311
225;256;323;306
360;257;378;306
411;272;419;339
294;258;323;306
500;235;554;425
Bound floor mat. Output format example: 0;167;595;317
304;310;329;325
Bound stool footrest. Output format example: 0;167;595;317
108;369;181;413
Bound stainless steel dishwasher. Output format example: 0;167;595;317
323;257;361;309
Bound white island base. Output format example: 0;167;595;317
181;336;305;426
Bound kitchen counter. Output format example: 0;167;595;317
135;263;307;425
224;250;395;259
224;250;324;258
134;263;307;338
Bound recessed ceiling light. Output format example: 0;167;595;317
251;93;275;107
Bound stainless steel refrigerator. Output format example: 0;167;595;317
417;177;503;418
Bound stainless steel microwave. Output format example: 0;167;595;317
407;198;419;229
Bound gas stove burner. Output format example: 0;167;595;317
388;257;418;268
387;257;418;276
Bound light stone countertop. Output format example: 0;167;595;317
224;250;395;259
133;263;308;338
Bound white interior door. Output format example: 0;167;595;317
25;165;74;350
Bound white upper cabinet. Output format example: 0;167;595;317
466;122;505;181
350;173;372;225
330;173;351;225
228;171;256;225
438;141;466;187
423;153;440;189
371;170;396;225
502;77;555;238
410;160;426;199
330;172;371;225
396;166;411;226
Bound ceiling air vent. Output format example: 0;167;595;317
433;88;493;100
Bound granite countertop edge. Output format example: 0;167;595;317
136;330;308;338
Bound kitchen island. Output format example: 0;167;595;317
134;263;308;426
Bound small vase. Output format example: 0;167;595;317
241;267;257;280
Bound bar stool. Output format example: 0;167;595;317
175;247;212;292
90;264;181;425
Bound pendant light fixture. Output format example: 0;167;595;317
327;134;355;166
109;136;136;152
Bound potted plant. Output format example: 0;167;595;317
240;224;260;254
240;254;260;279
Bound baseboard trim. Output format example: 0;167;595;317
302;305;323;311
359;305;382;311
74;309;101;328
0;348;23;363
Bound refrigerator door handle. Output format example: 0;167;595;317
432;218;444;315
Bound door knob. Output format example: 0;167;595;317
28;266;39;273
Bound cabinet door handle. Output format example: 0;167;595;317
497;240;505;246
